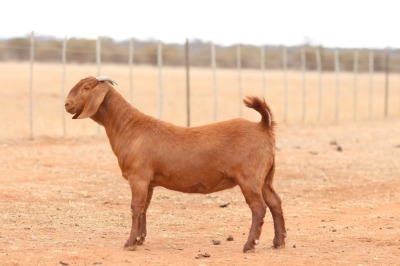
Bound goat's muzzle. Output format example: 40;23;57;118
64;100;73;113
65;99;80;119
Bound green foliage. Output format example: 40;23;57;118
0;35;398;72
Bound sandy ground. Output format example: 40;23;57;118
0;119;399;265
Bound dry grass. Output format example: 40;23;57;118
0;62;399;139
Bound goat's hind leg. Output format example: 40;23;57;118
263;183;286;248
239;183;267;253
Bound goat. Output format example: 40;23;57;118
65;76;286;253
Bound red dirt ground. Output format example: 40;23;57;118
1;120;399;265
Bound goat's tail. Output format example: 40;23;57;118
243;96;275;127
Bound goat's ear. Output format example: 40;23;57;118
76;84;109;119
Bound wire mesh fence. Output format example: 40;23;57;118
0;32;399;139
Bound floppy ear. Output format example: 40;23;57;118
76;84;109;119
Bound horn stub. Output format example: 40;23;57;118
96;76;118;85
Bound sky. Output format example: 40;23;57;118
1;0;398;48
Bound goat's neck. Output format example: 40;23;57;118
91;89;146;149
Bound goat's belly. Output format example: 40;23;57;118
151;176;237;194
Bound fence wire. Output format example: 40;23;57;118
0;33;399;139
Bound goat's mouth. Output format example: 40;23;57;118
65;106;81;119
72;112;81;119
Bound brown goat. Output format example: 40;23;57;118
65;76;286;253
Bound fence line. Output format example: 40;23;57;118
2;34;400;139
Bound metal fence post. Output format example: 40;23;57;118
29;31;35;140
96;37;101;134
129;38;134;104
315;47;322;121
157;41;164;120
384;48;390;118
237;44;243;117
301;46;307;123
261;45;266;98
282;46;288;123
211;42;218;122
334;48;340;124
369;50;374;120
61;36;67;137
353;50;359;121
185;38;191;127
96;37;101;76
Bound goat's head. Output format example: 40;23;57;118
65;76;117;119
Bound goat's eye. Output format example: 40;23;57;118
83;86;90;91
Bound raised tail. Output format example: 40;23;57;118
243;96;275;127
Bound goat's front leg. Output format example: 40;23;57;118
124;179;149;251
137;186;154;245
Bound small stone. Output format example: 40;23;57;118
212;239;221;245
219;203;230;208
226;235;234;241
293;245;296;248
197;253;211;259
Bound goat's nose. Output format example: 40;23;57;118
65;100;72;108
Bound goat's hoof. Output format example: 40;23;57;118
273;240;285;249
136;233;146;245
273;236;285;249
243;243;255;253
273;244;285;249
124;243;137;251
